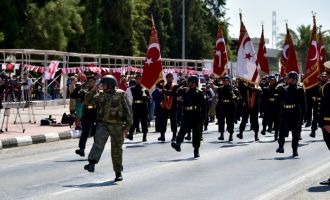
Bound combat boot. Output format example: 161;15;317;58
229;133;233;141
158;133;165;142
194;148;200;158
254;132;259;141
171;133;177;142
75;149;85;157
127;133;133;140
171;142;181;152
292;150;298;157
185;133;191;140
84;162;95;172
267;127;273;133
114;172;123;182
142;133;147;142
276;146;284;153
218;132;224;140
309;131;315;138
260;129;266;135
237;132;243;139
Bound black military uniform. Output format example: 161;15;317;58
237;81;261;141
171;76;206;158
319;61;330;185
310;72;328;137
158;73;178;142
216;75;240;141
127;75;150;142
75;76;97;156
260;75;280;140
276;71;306;157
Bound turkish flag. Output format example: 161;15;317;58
236;14;259;84
280;24;299;78
213;20;228;77
303;16;319;89
257;25;269;74
141;22;163;90
318;29;326;73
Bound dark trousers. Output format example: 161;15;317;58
159;108;177;135
79;118;96;150
176;111;201;148
323;128;330;151
305;96;313;123
129;103;148;135
239;106;259;134
311;105;320;133
217;105;235;134
278;110;300;151
262;104;279;132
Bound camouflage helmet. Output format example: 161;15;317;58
100;75;117;86
287;71;298;79
187;75;199;84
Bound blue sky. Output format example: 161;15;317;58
225;0;330;48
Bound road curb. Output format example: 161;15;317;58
0;130;81;149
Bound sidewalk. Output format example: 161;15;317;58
0;99;79;149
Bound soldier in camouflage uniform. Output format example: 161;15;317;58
84;75;133;182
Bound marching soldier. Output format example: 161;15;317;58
276;71;306;157
75;75;98;157
171;75;206;158
260;75;280;140
319;61;330;185
310;72;327;137
158;73;178;142
237;81;261;141
216;75;240;141
83;75;133;182
127;74;150;141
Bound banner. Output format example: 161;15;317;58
141;19;163;90
213;20;228;77
236;13;259;84
303;15;319;89
257;24;269;74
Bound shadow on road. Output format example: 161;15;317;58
305;139;324;143
258;140;276;144
125;145;146;148
158;157;196;163
63;180;117;188
54;159;88;162
258;156;300;161
219;143;249;148
307;185;330;192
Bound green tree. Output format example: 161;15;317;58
102;0;134;55
19;0;84;51
0;0;28;48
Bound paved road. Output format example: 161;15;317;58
0;122;329;200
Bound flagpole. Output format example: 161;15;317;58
182;0;185;60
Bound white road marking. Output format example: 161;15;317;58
16;136;32;146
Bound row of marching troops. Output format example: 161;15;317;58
70;63;330;182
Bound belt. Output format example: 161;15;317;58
324;117;330;121
86;105;96;109
184;106;198;111
221;99;232;103
269;98;275;102
133;100;144;104
283;104;296;109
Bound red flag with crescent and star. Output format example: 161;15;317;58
318;27;326;73
141;20;163;90
257;25;269;74
236;13;260;84
213;20;228;77
303;16;319;89
280;23;299;77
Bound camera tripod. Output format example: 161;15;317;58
22;89;36;124
0;90;25;133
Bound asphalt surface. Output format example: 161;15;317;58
0;122;329;200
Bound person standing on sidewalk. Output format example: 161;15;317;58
75;75;97;157
83;75;133;182
319;61;330;185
